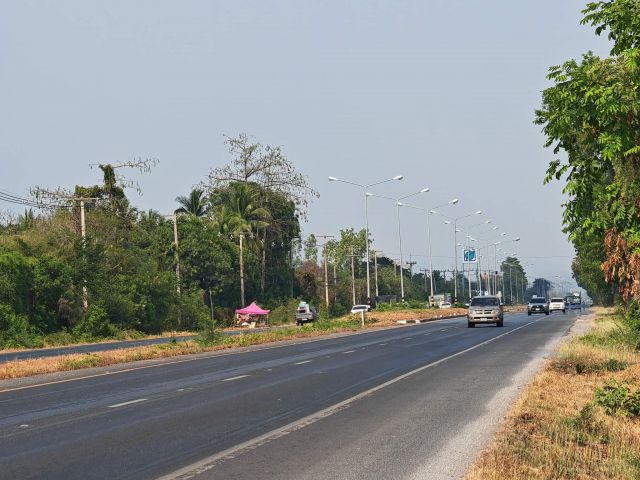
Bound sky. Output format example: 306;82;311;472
0;1;611;290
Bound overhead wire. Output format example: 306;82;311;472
0;188;73;210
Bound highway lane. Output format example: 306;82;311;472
0;311;580;479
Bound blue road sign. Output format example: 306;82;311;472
463;248;477;263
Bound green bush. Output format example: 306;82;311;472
73;304;113;340
595;380;640;417
0;304;44;349
168;289;211;331
269;298;301;325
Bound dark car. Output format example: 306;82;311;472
527;297;549;316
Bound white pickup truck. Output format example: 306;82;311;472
295;302;318;326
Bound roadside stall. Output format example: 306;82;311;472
234;302;271;328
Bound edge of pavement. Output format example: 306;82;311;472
452;310;595;480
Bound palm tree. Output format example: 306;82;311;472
220;182;271;306
174;188;208;217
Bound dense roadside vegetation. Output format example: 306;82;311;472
0;134;470;350
537;0;640;314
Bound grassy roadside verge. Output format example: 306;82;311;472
466;307;640;479
0;308;466;380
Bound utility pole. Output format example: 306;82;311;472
172;213;181;297
313;235;335;309
349;249;356;305
406;256;417;301
80;200;88;311
373;250;379;298
421;268;428;293
239;233;245;307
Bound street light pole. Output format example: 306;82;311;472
397;202;405;301
368;187;430;302
399;198;458;303
328;175;403;304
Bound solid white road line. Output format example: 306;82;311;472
222;375;250;382
294;361;311;365
107;398;147;409
342;350;355;354
158;318;542;480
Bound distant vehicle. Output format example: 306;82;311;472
548;297;566;313
350;304;371;314
295;302;318;326
565;294;582;310
527;297;549;316
467;296;504;328
439;301;452;309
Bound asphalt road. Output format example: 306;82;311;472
0;310;581;479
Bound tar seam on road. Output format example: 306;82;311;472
157;319;541;480
0;316;464;395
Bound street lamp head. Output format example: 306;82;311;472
475;210;483;215
500;232;507;236
493;226;499;230
450;198;459;205
514;237;521;241
420;187;430;193
365;192;374;197
397;201;404;207
393;175;404;181
328;176;338;181
485;220;492;224
444;220;451;225
429;209;437;214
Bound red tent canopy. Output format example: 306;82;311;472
235;302;271;315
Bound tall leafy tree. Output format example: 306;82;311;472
536;0;640;305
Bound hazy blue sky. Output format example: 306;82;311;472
0;1;610;286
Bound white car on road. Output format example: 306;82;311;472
350;304;371;314
548;297;566;313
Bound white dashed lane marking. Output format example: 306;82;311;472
108;398;147;409
222;375;250;382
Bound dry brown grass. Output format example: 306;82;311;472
363;307;467;326
466;308;640;480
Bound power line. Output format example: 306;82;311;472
0;188;73;210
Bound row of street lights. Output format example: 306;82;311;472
328;174;521;304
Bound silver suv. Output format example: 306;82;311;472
467;296;504;328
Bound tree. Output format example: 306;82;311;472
303;234;318;263
175;188;208;217
536;0;640;306
206;133;318;217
